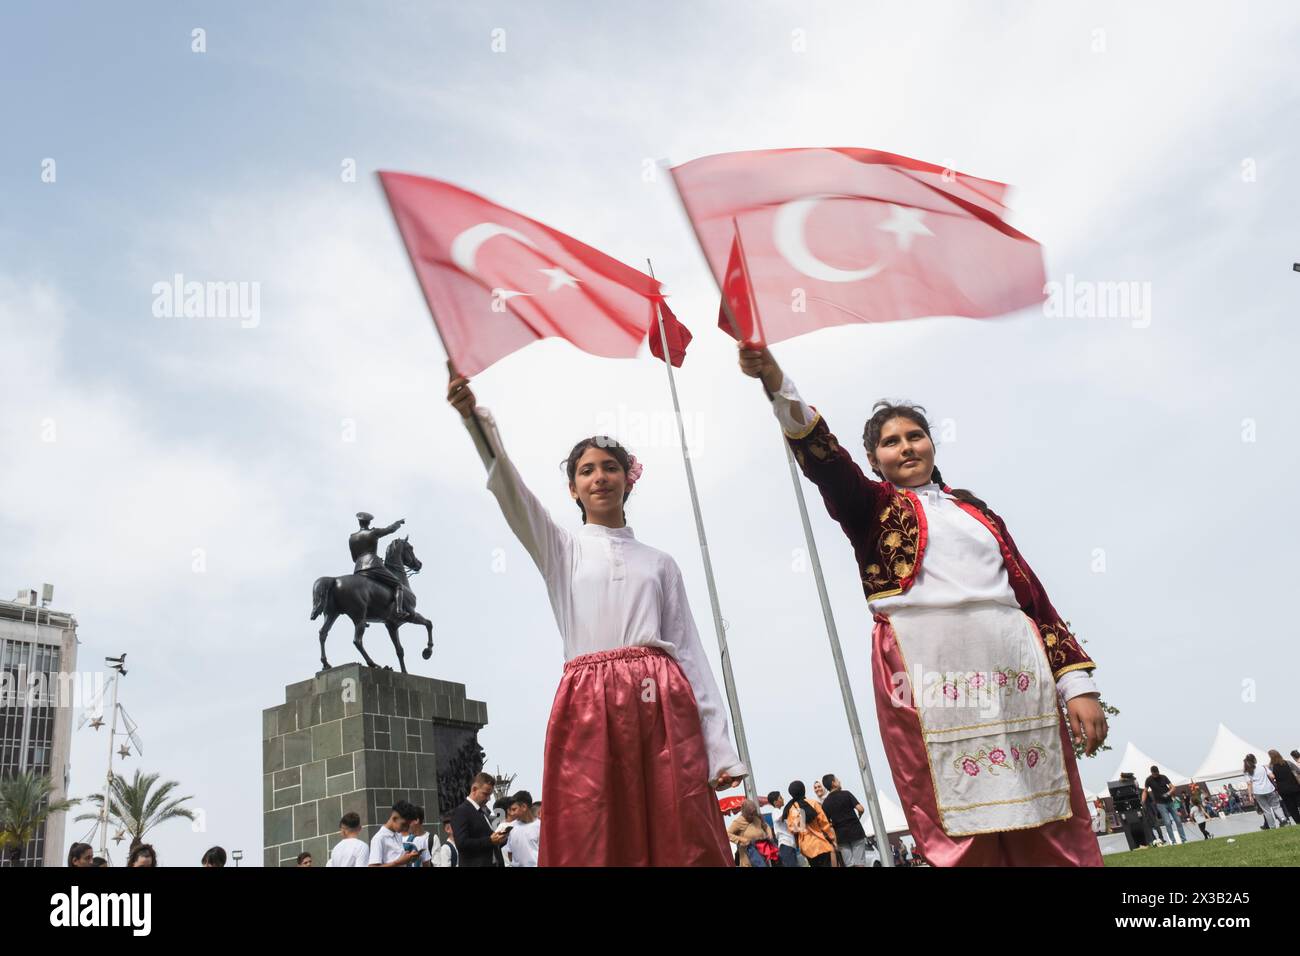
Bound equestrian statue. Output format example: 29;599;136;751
311;512;433;673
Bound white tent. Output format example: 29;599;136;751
862;792;912;837
1189;723;1271;787
1098;741;1189;788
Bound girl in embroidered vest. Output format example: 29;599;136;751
738;344;1107;866
448;368;746;867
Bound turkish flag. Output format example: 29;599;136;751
647;299;693;367
379;171;663;377
671;148;1046;347
716;235;760;343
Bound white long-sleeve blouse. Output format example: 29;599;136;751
462;408;747;781
770;376;1099;704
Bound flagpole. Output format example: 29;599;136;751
645;259;758;805
98;673;120;859
376;172;494;458
663;166;894;863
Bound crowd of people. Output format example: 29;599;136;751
66;842;157;867
323;772;542;867
1087;749;1300;847
65;771;923;869
316;770;914;869
67;746;1299;867
725;774;922;868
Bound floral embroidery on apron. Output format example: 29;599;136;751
885;601;1072;836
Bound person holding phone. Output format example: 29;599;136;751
369;800;423;867
402;806;434;867
451;773;506;867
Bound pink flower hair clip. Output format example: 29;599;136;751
625;454;644;490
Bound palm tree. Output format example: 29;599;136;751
0;771;80;867
75;769;196;849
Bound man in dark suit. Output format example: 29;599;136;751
450;772;506;867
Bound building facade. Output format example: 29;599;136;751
0;590;79;867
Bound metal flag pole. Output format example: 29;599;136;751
97;672;121;859
663;166;893;862
645;258;757;804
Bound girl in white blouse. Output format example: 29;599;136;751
447;368;746;866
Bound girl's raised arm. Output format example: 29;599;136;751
736;343;885;539
448;368;571;581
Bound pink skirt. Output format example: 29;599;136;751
537;645;734;867
872;615;1103;867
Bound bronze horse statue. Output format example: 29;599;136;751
311;536;433;673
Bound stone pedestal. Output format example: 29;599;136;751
261;664;488;868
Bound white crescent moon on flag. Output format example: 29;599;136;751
449;222;539;278
773;196;885;283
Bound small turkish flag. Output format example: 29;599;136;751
716;235;761;344
379;171;663;377
671;147;1046;347
647;299;693;367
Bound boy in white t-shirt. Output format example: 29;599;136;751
431;820;458;867
327;812;370;867
506;791;541;867
368;800;422;867
764;791;799;868
405;805;437;868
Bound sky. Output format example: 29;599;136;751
2;1;1298;864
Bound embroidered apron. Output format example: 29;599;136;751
885;601;1071;836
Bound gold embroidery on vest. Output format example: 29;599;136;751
1037;621;1085;671
863;493;919;594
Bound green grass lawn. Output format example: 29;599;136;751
1104;824;1300;867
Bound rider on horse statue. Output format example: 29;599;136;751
349;512;409;616
312;512;433;672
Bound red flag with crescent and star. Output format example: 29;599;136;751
379;171;666;376
670;147;1047;347
716;234;761;343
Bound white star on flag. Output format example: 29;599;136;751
877;204;934;252
538;266;582;291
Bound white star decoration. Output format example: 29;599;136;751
877;204;933;253
538;266;581;291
